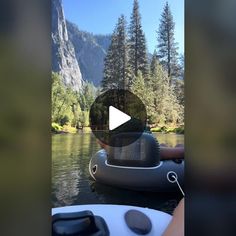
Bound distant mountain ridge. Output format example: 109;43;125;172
52;1;151;88
66;20;111;86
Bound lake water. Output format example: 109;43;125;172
52;133;184;214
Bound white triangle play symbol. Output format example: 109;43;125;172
109;106;131;131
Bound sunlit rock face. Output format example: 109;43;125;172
52;0;83;91
66;21;111;86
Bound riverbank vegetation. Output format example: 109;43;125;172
151;126;184;134
51;1;184;134
51;72;95;133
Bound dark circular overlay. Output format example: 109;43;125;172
89;89;147;147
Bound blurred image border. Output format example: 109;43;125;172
0;0;236;235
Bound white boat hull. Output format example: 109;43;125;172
52;204;172;236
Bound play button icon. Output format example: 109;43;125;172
89;89;147;147
109;106;131;131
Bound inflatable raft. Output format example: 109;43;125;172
52;204;172;236
89;133;184;192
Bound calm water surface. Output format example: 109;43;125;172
52;133;184;214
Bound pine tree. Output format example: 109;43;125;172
178;53;184;80
131;70;155;121
157;2;179;82
149;57;182;125
129;0;148;78
117;15;132;89
149;59;169;124
102;15;131;91
172;53;184;107
102;31;118;90
172;78;184;105
150;50;159;77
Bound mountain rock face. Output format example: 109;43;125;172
67;21;111;86
52;0;83;91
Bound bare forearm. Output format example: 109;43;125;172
160;147;184;160
162;198;184;236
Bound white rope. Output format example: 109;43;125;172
172;175;185;196
167;171;185;196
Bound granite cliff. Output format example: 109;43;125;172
66;21;111;86
52;0;83;90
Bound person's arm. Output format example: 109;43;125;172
160;147;184;160
97;140;108;150
162;198;184;236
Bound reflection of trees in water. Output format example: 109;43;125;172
52;135;80;206
52;133;183;207
54;164;81;206
153;133;184;147
52;134;100;207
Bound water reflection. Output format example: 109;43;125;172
52;133;184;212
155;133;184;147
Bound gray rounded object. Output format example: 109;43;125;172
89;149;184;192
125;209;152;235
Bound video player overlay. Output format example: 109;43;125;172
89;89;147;147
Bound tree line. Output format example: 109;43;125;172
102;1;184;126
51;1;184;131
51;72;97;131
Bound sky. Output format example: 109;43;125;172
62;0;184;54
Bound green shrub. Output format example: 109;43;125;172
82;127;92;133
51;123;62;132
60;115;70;126
62;124;77;134
174;127;184;134
151;126;165;132
166;127;176;133
151;126;184;134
